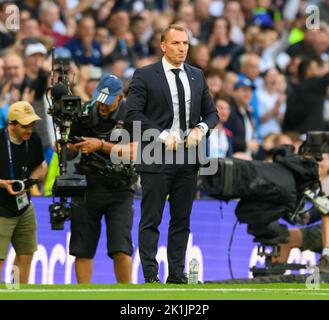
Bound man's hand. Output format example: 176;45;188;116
164;133;180;151
185;127;203;149
0;179;21;195
247;139;259;153
75;137;103;154
111;142;138;161
22;87;36;104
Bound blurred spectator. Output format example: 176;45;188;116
24;42;47;77
103;9;136;67
73;64;102;102
204;67;225;97
39;1;71;47
194;0;213;42
144;30;163;64
207;94;233;158
257;68;286;139
286;27;319;58
238;52;262;138
225;77;260;156
24;42;48;100
252;0;275;29
312;23;329;62
285;53;303;95
65;16;102;66
188;43;211;70
2;53;30;98
20;0;41;19
221;70;239;98
223;0;245;46
283;56;329;133
256;27;290;72
0;53;33;128
15;18;42;52
263;132;293;160
241;23;260;54
130;14;151;58
106;59;130;81
239;0;257;26
175;3;200;45
208;16;241;71
22;42;55;164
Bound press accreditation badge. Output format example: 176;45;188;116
16;192;30;210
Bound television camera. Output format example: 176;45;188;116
202;131;329;277
47;50;138;230
47;48;87;230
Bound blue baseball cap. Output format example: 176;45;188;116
234;77;255;90
253;12;274;28
92;74;124;105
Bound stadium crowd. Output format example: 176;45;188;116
1;0;329;282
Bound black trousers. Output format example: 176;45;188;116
139;164;197;278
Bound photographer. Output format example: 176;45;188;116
0;101;47;283
66;74;137;284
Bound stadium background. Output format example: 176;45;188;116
2;197;319;284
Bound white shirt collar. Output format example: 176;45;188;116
162;56;185;73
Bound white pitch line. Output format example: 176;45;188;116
0;288;329;294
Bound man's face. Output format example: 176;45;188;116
78;18;96;41
22;19;41;38
4;55;25;85
241;56;260;80
11;121;35;141
96;95;122;119
26;53;45;73
160;29;189;67
234;86;253;107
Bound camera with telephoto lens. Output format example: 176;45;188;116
202;131;329;277
11;179;39;193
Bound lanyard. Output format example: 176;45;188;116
5;129;28;180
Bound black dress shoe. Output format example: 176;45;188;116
166;273;188;284
145;275;161;283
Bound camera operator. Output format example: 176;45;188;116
66;74;137;284
0;101;47;283
273;154;329;274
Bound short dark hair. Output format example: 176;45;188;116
160;24;188;42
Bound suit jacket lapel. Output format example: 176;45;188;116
155;61;174;113
184;64;197;127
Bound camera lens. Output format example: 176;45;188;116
12;181;25;192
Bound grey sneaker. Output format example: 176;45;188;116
319;255;329;274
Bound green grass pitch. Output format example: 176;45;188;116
1;283;329;300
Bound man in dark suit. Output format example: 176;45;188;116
126;24;218;284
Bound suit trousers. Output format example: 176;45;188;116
139;163;197;278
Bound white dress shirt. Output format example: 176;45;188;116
158;56;208;142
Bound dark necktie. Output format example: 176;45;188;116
171;68;187;133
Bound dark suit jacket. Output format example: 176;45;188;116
225;98;253;153
126;60;218;172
